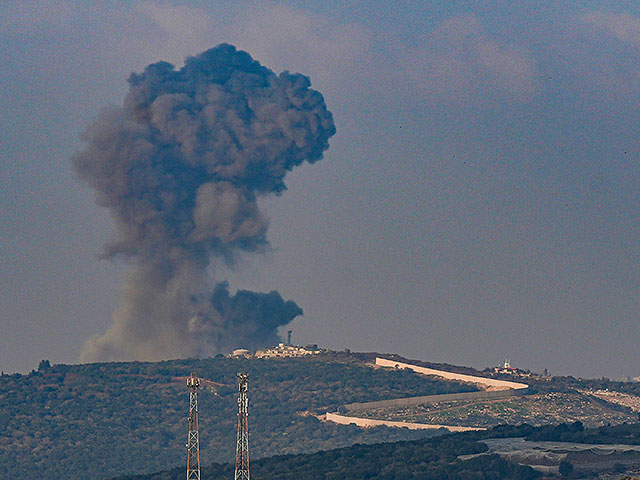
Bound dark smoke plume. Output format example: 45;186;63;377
73;44;335;362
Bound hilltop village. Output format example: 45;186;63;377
230;342;321;359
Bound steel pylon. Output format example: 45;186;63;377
234;373;250;480
186;372;201;480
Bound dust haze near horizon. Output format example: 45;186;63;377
1;1;639;378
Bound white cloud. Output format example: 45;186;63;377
137;1;211;38
552;10;640;104
121;1;376;101
582;11;640;48
402;15;537;105
134;1;219;66
224;3;374;96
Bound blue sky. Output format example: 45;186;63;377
1;0;639;377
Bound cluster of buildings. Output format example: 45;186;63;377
231;342;321;359
492;359;533;378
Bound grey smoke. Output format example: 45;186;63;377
73;44;335;362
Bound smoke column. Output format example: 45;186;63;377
73;44;335;362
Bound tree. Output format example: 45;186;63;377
559;460;573;477
38;359;51;371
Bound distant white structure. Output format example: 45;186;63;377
232;349;252;357
376;358;528;390
255;343;320;358
494;359;517;374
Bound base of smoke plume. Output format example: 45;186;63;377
79;278;302;363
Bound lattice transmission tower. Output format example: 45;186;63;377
186;372;201;480
234;373;250;480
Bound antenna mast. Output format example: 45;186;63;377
234;373;250;480
186;372;201;480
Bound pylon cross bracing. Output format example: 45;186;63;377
186;372;201;480
234;372;250;480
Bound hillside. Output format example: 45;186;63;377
3;351;640;480
114;423;640;480
0;352;475;480
111;423;640;480
111;433;539;480
346;356;640;429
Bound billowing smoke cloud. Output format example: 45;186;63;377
73;44;335;362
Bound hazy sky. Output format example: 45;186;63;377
1;0;639;378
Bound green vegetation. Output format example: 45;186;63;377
461;421;640;444
5;352;640;480
355;392;638;427
123;422;640;480
109;434;539;480
525;421;640;444
0;353;476;480
522;373;640;398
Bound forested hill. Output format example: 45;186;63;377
109;422;640;480
110;431;539;480
0;353;476;480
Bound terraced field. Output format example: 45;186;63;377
353;392;639;428
337;357;640;430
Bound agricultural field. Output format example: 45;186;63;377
353;392;639;428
